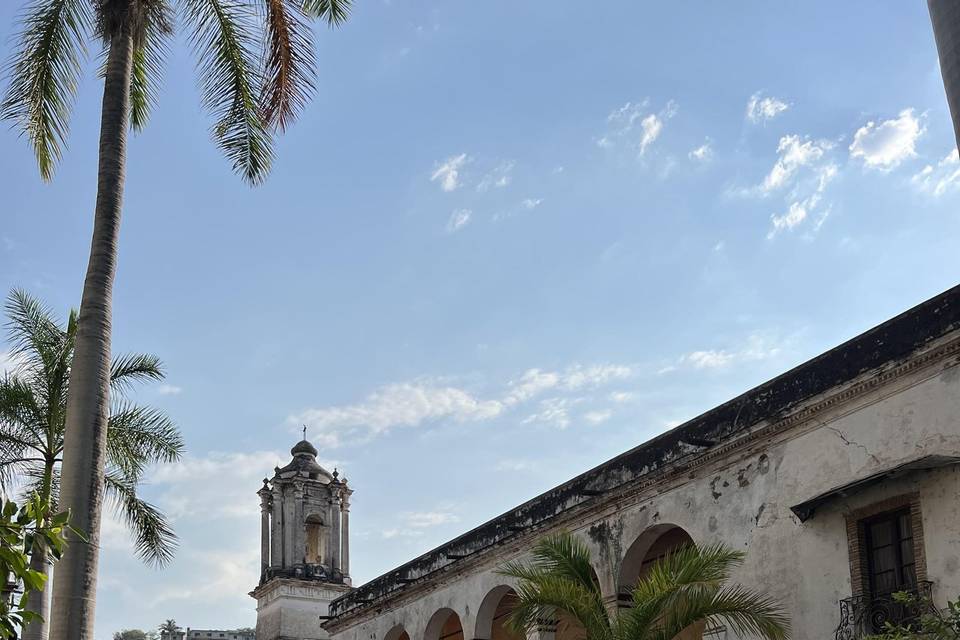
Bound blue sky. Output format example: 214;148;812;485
2;0;960;636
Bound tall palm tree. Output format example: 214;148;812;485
2;2;351;638
0;290;184;640
499;532;790;640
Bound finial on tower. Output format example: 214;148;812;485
302;424;307;440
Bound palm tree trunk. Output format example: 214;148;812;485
22;547;49;640
23;462;55;640
930;0;960;153
49;23;134;640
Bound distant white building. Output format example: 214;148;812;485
161;628;255;640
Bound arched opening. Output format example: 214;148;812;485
305;514;324;565
554;566;602;640
384;625;410;640
475;586;522;640
618;525;699;638
424;609;463;640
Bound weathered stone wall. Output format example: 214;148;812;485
325;333;960;640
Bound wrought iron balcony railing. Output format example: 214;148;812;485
835;581;934;640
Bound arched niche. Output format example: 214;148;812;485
424;608;463;640
304;514;325;564
555;565;602;640
475;586;521;640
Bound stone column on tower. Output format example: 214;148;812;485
341;487;351;579
330;490;342;574
258;480;271;575
270;481;283;570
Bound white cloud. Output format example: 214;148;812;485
476;161;515;192
761;135;831;194
403;510;459;528
746;92;789;124
151;450;293;520
583;409;612;425
494;458;539;472
446;209;472;233
382;509;459;539
291;363;633;447
849;109;924;170
672;333;782;371
158;384;182;396
522;397;576;429
767;163;837;238
521;198;542;210
430;153;469;191
608;391;635;403
912;149;960;196
598;100;677;155
689;140;713;162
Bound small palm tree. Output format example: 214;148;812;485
158;619;182;640
2;2;351;637
499;532;789;640
0;290;184;640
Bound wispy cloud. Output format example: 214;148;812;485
760;135;832;194
446;209;472;233
849;109;924;170
521;198;543;210
688;139;713;162
597;100;677;156
477;160;515;192
912;149;960;196
431;153;469;191
382;508;460;538
290;363;633;447
746;92;789;124
158;384;182;396
583;409;612;425
0;351;25;377
664;333;783;372
768;163;837;239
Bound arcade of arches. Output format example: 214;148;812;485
374;525;700;640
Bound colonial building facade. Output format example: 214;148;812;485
257;286;960;640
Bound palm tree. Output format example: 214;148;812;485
1;2;351;638
499;532;790;640
158;619;181;640
0;290;184;640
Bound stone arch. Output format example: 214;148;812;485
384;624;410;640
554;564;602;640
424;608;463;640
618;523;695;596
474;586;521;640
304;513;325;564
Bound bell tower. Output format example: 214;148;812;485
251;435;353;640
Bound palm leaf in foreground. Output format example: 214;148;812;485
501;532;790;640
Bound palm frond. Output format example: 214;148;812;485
107;402;184;479
0;0;91;180
641;585;790;640
104;469;178;566
130;2;174;131
3;289;62;364
302;0;351;26
499;533;609;640
260;0;315;131
110;353;165;394
181;0;273;183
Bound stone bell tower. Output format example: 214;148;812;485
251;435;353;640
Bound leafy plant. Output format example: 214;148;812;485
0;494;79;640
866;592;960;639
499;531;790;640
